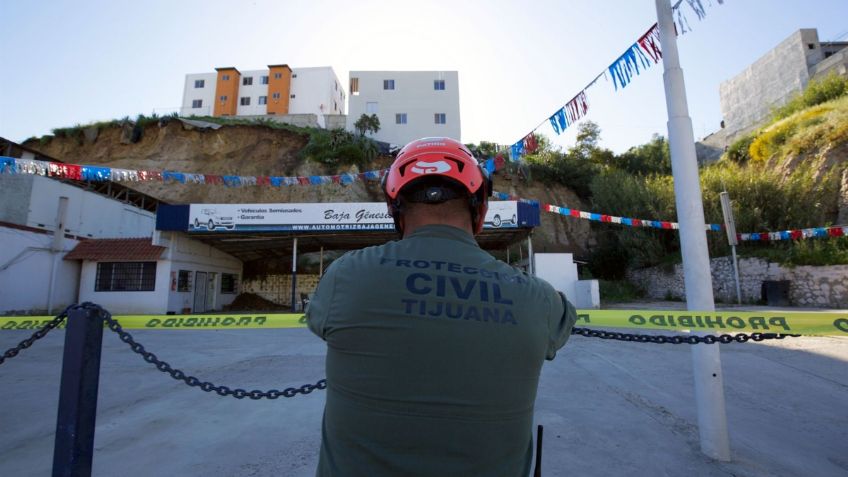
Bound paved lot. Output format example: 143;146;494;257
1;305;846;476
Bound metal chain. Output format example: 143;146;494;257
571;327;800;344
87;303;327;399
0;306;70;366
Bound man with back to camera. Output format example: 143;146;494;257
306;137;578;476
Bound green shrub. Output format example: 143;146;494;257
599;280;644;303
524;150;600;198
772;73;848;121
611;134;671;175
726;134;754;163
299;129;378;169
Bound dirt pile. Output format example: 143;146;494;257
23;121;591;256
224;293;286;312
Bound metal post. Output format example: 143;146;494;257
527;236;534;275
730;246;742;304
52;306;105;477
47;197;69;314
291;238;298;313
720;192;742;304
319;246;324;278
656;0;731;461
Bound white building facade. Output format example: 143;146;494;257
0;174;156;315
180;65;346;122
71;234;242;315
346;71;461;146
0;145;245;315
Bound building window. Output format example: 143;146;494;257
808;43;816;50
290;94;296;98
366;102;378;114
383;79;395;90
258;96;267;105
222;74;230;81
261;75;269;85
240;97;251;106
243;76;253;86
435;113;446;124
221;273;238;294
194;79;205;88
274;72;282;79
177;270;192;292
292;74;297;78
95;262;156;292
434;80;445;90
396;113;407;124
191;99;203;108
334;101;337;111
335;82;338;91
219;95;228;103
350;77;359;95
272;92;281;100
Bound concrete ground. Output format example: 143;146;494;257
1;303;846;476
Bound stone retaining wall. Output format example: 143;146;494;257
627;257;848;308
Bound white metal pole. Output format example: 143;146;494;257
655;0;731;461
291;238;298;313
47;197;69;314
527;236;534;276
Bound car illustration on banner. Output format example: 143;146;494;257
192;208;235;230
488;213;518;228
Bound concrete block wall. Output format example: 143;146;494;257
324;115;347;130
627;257;848;308
719;29;818;135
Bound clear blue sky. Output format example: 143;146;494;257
1;0;846;153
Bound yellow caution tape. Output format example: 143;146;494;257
573;310;847;336
1;310;846;335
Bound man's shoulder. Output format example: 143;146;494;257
330;240;401;268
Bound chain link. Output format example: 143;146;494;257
571;327;800;344
0;306;71;366
86;303;327;399
2;303;803;394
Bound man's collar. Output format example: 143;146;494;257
404;224;478;246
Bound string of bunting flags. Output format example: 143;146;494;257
491;191;847;242
0;156;387;187
3;154;839;243
506;0;724;163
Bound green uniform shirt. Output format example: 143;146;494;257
307;224;577;477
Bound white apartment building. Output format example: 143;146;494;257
347;71;461;146
180;65;346;123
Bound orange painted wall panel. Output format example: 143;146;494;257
213;68;241;116
266;65;292;115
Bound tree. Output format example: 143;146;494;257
571;120;602;159
354;114;381;136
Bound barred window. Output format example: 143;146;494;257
177;270;192;292
96;262;156;292
221;273;238;294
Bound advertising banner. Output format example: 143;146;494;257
187;201;520;232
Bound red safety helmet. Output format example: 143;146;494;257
382;137;491;235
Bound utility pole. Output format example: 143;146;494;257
655;0;731;461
